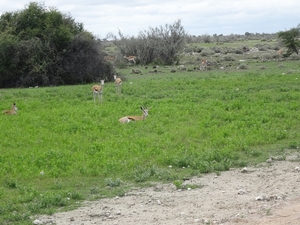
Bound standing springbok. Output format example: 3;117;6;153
92;79;105;104
119;106;149;124
114;75;122;94
2;103;18;115
278;48;284;57
124;55;136;65
200;59;208;71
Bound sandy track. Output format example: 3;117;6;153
35;154;300;225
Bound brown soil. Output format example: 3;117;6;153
35;154;300;225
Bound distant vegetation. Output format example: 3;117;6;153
1;2;299;88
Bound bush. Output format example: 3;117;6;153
200;48;215;57
222;55;236;61
238;64;248;69
259;53;274;61
289;54;300;60
112;19;187;65
212;46;222;53
0;2;113;88
234;49;244;54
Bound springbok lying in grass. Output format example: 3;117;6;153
104;56;116;62
119;106;149;124
200;59;208;71
2;103;18;115
114;75;122;94
92;79;105;103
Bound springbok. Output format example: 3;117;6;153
114;75;122;94
104;56;116;62
124;55;136;65
200;59;208;71
278;48;284;57
2;103;18;115
119;106;149;124
92;79;105;103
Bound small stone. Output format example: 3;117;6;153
241;167;248;173
238;189;246;195
33;220;43;225
266;158;272;163
255;196;264;201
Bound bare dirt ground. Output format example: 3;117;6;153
35;153;300;225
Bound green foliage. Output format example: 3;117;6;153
173;180;203;190
112;19;186;65
0;2;113;88
278;25;300;56
173;180;183;189
105;178;122;187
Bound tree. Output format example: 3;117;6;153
0;2;113;88
0;33;19;87
149;19;187;64
111;20;186;65
278;25;300;56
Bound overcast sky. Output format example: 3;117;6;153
1;0;299;38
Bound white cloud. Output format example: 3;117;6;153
1;0;299;37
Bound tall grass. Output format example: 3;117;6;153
0;60;300;224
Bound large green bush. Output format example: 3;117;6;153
0;2;114;88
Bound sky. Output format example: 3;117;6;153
1;0;300;38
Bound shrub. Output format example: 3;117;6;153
222;55;236;61
289;54;300;60
105;178;122;187
234;49;244;54
200;48;215;57
212;46;222;53
238;64;248;69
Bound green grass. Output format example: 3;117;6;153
1;59;300;224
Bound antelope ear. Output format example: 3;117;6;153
140;106;144;110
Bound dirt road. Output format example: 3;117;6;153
35;153;300;225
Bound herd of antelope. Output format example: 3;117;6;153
95;54;146;122
91;55;208;123
3;56;207;124
91;73;149;123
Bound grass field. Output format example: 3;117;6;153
1;59;300;224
